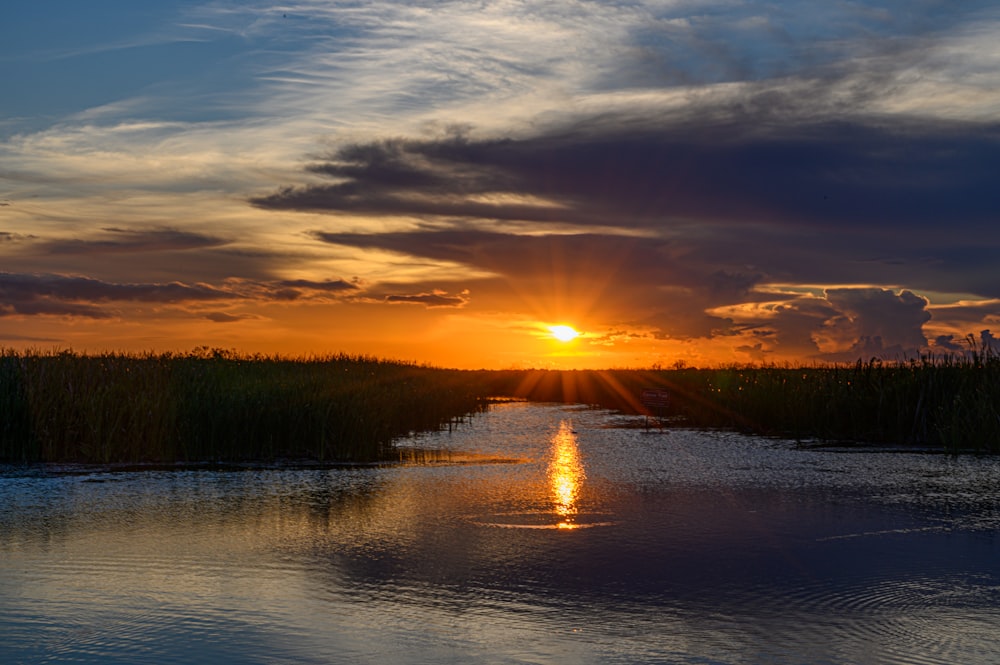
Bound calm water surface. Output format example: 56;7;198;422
2;402;999;664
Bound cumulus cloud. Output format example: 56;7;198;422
709;288;936;362
825;288;931;347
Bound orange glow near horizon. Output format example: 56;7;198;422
0;296;754;370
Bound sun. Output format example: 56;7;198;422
549;325;580;342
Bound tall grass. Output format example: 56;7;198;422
0;349;491;464
487;347;1000;452
5;344;998;463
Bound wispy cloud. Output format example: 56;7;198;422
3;0;1000;363
384;290;470;308
0;272;363;319
38;227;228;255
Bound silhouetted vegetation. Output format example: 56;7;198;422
0;349;491;464
3;343;998;465
487;344;1000;452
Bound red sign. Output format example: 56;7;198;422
641;389;670;407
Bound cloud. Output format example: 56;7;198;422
255;278;360;302
5;0;1000;365
931;329;998;356
806;288;931;361
932;334;966;352
258;109;1000;302
0;272;371;320
0;231;35;242
0;272;231;310
384;290;469;308
275;278;359;292
709;287;937;362
249;87;999;360
256;113;1000;234
37;227;228;255
203;311;256;323
928;299;1000;327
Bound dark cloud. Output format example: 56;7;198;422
311;229;740;336
312;229;666;284
253;278;360;302
928;299;1000;327
255;114;1000;234
257;108;1000;312
827;288;930;346
0;231;35;242
0;272;231;319
251;68;999;360
757;297;841;358
931;329;998;355
932;334;966;352
815;288;931;361
38;227;228;255
0;272;370;319
204;312;253;323
735;342;768;363
0;272;230;305
274;278;359;297
0;299;111;319
384;290;469;308
276;278;358;291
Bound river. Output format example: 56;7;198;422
2;401;999;664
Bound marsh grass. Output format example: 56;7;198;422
0;349;491;464
488;347;1000;452
5;344;999;464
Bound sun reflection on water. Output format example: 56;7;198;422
549;420;585;529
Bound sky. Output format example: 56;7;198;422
2;0;998;369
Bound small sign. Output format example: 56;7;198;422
640;389;670;408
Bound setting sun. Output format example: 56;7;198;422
549;325;580;342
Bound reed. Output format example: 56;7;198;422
0;349;491;464
487;346;1000;452
4;344;997;463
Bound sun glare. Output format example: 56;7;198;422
549;325;580;342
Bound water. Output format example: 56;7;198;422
2;401;999;664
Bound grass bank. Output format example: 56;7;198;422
486;351;1000;453
0;349;491;464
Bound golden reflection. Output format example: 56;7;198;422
548;420;585;529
